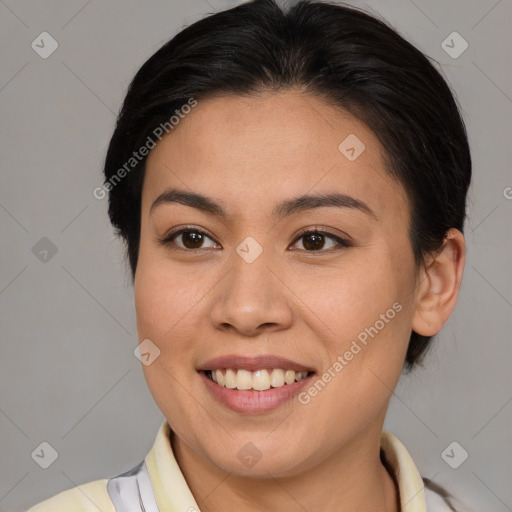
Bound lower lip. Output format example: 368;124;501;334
199;371;313;414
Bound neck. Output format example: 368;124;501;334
171;421;400;512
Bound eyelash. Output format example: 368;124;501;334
157;225;352;254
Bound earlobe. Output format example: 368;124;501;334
411;228;466;337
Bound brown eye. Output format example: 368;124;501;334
179;230;207;249
159;227;350;254
291;230;351;252
159;228;219;251
302;232;327;251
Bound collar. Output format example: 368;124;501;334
140;420;430;511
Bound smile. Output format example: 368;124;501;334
197;355;316;413
206;368;311;391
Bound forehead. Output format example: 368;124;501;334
143;90;408;222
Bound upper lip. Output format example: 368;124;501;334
197;355;315;373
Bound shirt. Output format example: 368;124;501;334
26;420;453;512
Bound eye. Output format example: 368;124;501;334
158;227;219;252
290;228;351;252
158;226;351;253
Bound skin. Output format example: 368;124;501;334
134;89;465;512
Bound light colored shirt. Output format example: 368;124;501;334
26;420;453;512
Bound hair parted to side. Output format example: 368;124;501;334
103;0;471;371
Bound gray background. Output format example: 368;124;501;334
0;0;511;511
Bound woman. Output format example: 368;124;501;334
27;0;471;510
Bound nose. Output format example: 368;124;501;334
209;244;294;337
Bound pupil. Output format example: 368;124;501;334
183;231;204;249
304;233;324;250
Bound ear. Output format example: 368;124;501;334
412;228;466;337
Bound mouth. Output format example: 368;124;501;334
203;368;314;391
197;355;316;413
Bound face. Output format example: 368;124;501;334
134;89;421;477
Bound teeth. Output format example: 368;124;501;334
225;368;237;389
207;368;309;390
236;369;253;390
284;370;296;385
270;368;285;388
252;370;271;391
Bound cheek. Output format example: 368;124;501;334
306;255;412;391
134;253;201;341
298;257;406;339
134;261;201;411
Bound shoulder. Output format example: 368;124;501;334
25;478;116;512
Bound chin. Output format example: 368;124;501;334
213;449;309;478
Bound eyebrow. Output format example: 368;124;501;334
149;188;377;221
